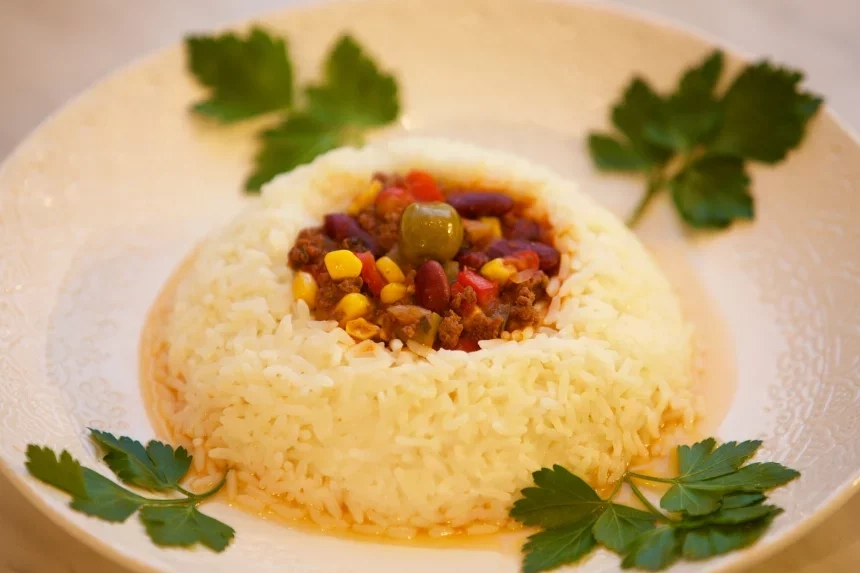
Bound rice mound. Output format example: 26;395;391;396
157;138;695;537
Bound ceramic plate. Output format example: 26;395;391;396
1;0;858;571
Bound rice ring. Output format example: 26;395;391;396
158;138;695;535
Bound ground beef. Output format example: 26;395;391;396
463;311;503;341
356;209;379;235
509;287;537;323
338;277;363;294
372;172;406;188
288;228;330;267
438;312;463;349
506;272;549;327
450;285;477;313
316;273;363;312
357;208;402;250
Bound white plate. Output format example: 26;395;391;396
1;0;858;571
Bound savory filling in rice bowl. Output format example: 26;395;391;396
145;138;696;539
287;168;561;351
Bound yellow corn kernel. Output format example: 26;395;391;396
380;282;408;304
479;216;502;238
480;257;515;283
335;292;371;322
325;250;363;279
345;317;381;341
347;180;383;215
292;271;318;308
376;256;405;283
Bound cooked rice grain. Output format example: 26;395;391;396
153;138;695;536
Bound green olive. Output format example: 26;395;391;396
400;202;464;262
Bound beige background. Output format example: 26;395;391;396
0;1;858;572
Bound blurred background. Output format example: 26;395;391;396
0;1;858;572
0;0;859;161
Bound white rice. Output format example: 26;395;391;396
152;138;695;536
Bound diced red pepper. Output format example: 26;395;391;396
507;249;540;271
355;251;386;296
375;186;414;216
457;268;498;307
454;338;480;352
405;170;445;202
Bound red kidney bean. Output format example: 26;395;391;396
486;239;516;259
456;249;490;270
323;213;383;256
506;219;541;241
446;192;514;218
488;239;560;274
415;260;451;314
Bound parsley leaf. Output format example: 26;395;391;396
621;526;682;571
588;134;651;172
243;35;401;192
186;28;294;123
90;429;191;492
70;468;146;522
521;518;599;573
610;79;673;166
645;51;724;151
678;503;779;528
675;439;762;482
26;435;232;553
593;503;656;553
588;50;821;228
658;438;760;515
145;440;193;487
681;509;780;560
720;492;766;510
25;445;88;499
711;62;823;162
139;505;235;552
245;113;341;191
509;465;606;528
660;439;797;516
305;35;399;128
510;437;799;572
679;462;800;493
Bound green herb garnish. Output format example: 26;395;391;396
186;28;295;123
588;51;822;229
509;438;799;572
26;429;233;552
185;29;400;193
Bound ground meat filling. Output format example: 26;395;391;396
286;170;560;351
450;285;477;314
438;312;464;349
288;228;331;268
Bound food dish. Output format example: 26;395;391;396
147;139;696;537
0;0;858;571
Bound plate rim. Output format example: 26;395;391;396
1;0;858;571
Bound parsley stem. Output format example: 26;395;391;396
626;171;664;227
627;472;674;484
173;472;228;502
627;480;673;523
605;477;625;501
138;497;203;506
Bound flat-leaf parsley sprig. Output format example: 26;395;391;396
185;29;400;192
509;438;799;572
26;429;234;552
588;51;822;229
